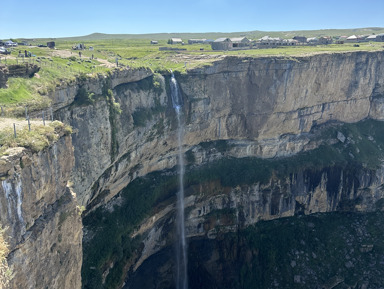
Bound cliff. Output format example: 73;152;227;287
4;50;384;288
0;134;82;289
53;51;384;288
55;51;384;209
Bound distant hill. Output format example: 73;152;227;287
25;27;384;42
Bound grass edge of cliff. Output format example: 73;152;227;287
0;119;72;157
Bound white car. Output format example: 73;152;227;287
0;47;11;54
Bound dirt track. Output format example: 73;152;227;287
0;117;45;131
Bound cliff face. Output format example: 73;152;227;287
0;136;82;289
181;52;384;141
56;51;384;209
3;51;384;288
49;51;384;288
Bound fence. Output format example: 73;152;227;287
0;105;55;138
0;55;108;74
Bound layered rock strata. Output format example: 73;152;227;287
0;136;82;289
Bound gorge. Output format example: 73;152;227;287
1;50;384;289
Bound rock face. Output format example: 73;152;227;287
55;51;384;209
51;67;153;111
69;51;384;289
4;51;383;288
0;136;82;289
7;64;40;78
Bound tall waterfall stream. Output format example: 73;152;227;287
170;72;188;289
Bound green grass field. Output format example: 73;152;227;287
1;29;384;111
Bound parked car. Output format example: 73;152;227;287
0;47;11;54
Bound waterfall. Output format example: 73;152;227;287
2;178;25;226
170;72;184;110
170;72;188;289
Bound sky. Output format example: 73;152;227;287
0;0;383;39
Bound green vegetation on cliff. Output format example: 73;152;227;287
0;120;72;155
185;211;384;289
1;35;383;115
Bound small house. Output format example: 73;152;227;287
258;36;283;46
211;38;232;50
346;35;359;42
47;41;55;49
293;36;307;43
150;40;158;45
230;37;250;48
169;38;183;44
282;39;298;46
188;39;206;44
366;35;377;41
307;37;319;44
376;34;384;42
318;36;332;45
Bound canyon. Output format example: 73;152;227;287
1;50;384;288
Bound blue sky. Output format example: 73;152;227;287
0;0;383;39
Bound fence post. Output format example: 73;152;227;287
28;117;31;131
13;123;17;138
42;111;45;126
25;106;28;120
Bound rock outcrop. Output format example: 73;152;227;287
55;51;384;209
68;51;384;289
0;135;82;289
7;64;40;78
4;51;384;289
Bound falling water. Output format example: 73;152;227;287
170;72;188;289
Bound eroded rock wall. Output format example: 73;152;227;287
0;136;82;289
56;51;384;210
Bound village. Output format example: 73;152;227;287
1;33;384;56
166;33;384;50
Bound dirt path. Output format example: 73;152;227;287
0;48;115;68
50;49;115;68
0;117;45;131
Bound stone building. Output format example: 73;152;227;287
258;36;283;46
318;36;333;45
376;34;384;42
188;39;206;44
366;35;377;41
293;36;307;43
307;37;319;44
211;38;232;50
346;35;359;42
230;37;250;48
